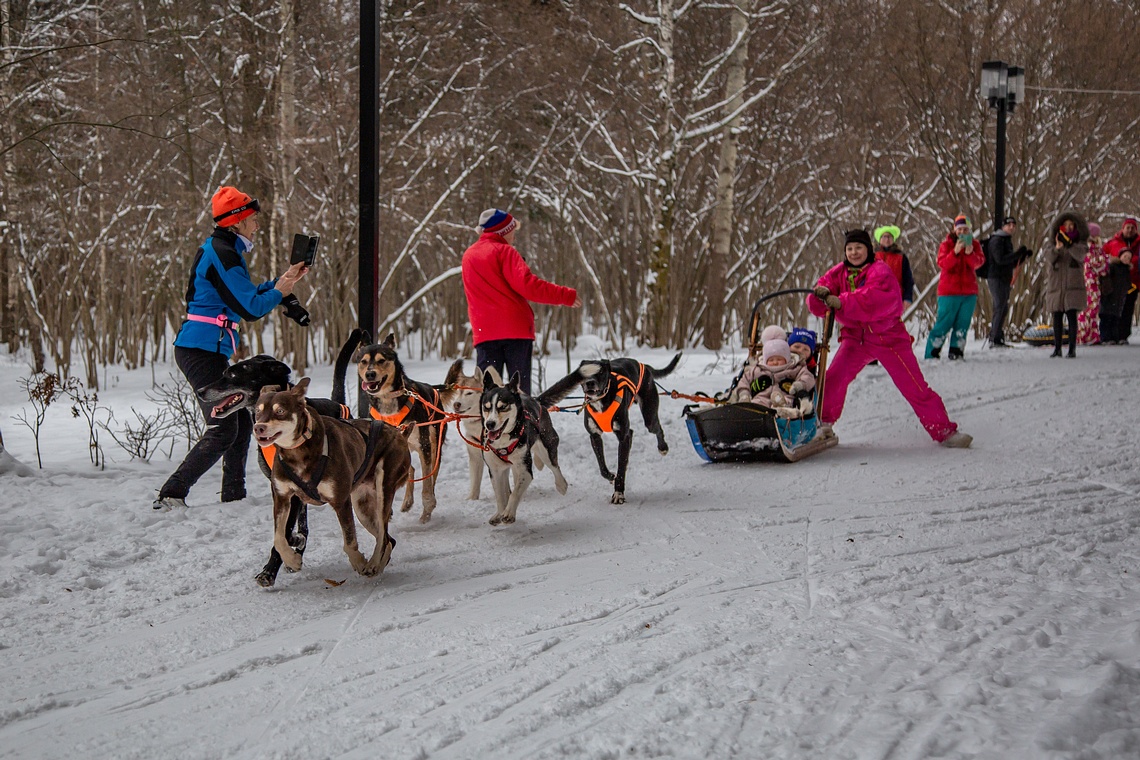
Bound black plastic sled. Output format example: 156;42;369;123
684;288;838;463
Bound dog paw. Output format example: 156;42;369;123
254;571;276;587
501;515;515;524
419;513;432;524
658;446;668;455
289;535;307;553
611;492;626;505
489;515;503;525
400;502;413;513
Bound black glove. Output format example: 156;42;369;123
280;294;311;326
1015;245;1032;261
750;375;772;394
813;285;831;299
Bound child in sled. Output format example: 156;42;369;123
730;339;815;417
787;327;818;374
807;229;972;448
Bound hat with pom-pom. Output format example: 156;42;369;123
787;327;817;353
476;208;518;236
761;339;791;364
760;325;786;344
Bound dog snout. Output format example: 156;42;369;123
253;423;268;437
484;420;497;431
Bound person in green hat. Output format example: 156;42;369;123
874;225;915;311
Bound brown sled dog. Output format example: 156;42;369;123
355;334;447;522
253;379;411;579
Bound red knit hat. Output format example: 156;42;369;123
211;186;260;227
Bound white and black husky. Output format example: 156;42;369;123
478;370;568;525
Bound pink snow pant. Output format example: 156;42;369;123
821;325;958;442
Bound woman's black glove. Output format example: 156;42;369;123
280;294;311;326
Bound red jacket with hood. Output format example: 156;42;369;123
461;232;577;345
936;234;985;296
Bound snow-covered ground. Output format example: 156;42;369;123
1;334;1138;760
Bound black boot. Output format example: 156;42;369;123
929;347;941;359
1067;347;1076;358
948;346;964;361
1050;346;1062;357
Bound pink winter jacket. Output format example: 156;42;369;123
807;260;910;346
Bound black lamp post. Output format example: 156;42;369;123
359;1;380;414
981;61;1025;230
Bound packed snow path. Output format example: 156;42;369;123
1;343;1138;759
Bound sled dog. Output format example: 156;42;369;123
253;379;410;579
479;370;568;525
539;353;681;504
197;328;365;587
354;334;448;523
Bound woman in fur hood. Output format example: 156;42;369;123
1046;211;1089;358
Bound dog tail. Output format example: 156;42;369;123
650;352;683;379
536;368;589;408
332;328;368;405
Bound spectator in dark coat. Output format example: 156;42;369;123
1045;211;1089;358
984;216;1032;347
1100;217;1140;344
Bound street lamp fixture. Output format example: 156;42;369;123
981;60;1025;230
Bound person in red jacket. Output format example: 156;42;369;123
1100;216;1140;344
924;215;985;360
461;209;580;393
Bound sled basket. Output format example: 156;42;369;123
683;288;838;463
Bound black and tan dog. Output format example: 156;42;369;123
355;334;447;523
539;353;681;504
480;370;568;525
197;329;361;587
253;379;411;579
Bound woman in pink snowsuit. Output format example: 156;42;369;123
807;229;972;448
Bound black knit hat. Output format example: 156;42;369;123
844;228;874;253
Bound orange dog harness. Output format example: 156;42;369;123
584;363;645;433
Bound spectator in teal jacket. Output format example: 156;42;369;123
154;186;308;511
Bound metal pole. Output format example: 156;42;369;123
358;0;379;414
994;94;1007;230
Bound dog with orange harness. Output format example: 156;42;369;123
539;353;681;504
355;334;448;523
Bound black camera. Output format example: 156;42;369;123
280;294;310;327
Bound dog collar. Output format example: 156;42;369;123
279;410;316;449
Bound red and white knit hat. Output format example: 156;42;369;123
476;208;518;236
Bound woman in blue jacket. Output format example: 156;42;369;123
154;186;308;510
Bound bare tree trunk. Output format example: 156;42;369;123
646;0;677;347
274;0;306;372
704;1;750;350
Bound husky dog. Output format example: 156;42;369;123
539;353;681;504
438;360;497;500
355;334;447;523
479;371;568;525
253;379;411;580
197;329;362;587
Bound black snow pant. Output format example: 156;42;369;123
476;339;534;395
158;347;251;501
1122;289;1138;342
987;276;1012;344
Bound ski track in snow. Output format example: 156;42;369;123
1;342;1139;759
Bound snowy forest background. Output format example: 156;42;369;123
2;0;1139;388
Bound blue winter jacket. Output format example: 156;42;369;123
173;227;282;356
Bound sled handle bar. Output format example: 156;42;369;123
746;288;815;349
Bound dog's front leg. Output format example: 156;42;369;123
486;460;512;525
588;430;614;482
503;459;533;524
332;499;369;574
465;437;484;500
272;490;303;572
611;427;634;505
417;426;438;523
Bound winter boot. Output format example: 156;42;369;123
940;431;973;449
153;496;188;512
928;347;941;360
948;347;964;361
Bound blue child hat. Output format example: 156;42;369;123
788;327;817;353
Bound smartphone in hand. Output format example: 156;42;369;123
290;234;320;267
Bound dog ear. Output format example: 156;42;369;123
294;377;311;396
257;384;280;402
484;365;503;387
508;372;521;392
444;359;464;386
383;333;396;348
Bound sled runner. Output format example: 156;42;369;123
684;289;838;463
